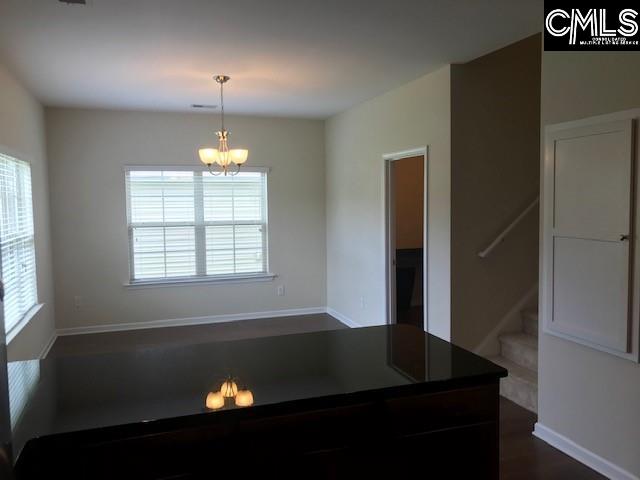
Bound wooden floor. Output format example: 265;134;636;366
47;315;603;479
500;398;603;480
48;313;346;357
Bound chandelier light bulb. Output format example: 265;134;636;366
235;389;254;407
199;148;218;166
220;379;239;398
205;391;225;410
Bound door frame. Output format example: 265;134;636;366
383;146;428;331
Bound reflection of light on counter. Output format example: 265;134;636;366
220;379;238;398
205;377;254;410
205;391;225;410
7;360;40;430
235;390;254;407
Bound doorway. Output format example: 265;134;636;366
385;148;428;331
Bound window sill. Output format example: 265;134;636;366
123;273;277;289
6;303;44;345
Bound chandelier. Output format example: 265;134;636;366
198;75;248;176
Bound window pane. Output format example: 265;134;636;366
128;171;163;223
203;175;233;222
128;171;194;223
1;238;37;326
132;226;196;279
163;172;195;222
205;224;265;275
0;153;37;334
165;227;196;277
235;225;265;273
233;175;264;222
206;226;235;275
203;172;264;223
132;227;166;279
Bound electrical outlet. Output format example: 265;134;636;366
277;285;285;296
74;296;83;309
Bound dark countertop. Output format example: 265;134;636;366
9;324;506;462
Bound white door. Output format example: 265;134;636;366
544;118;634;355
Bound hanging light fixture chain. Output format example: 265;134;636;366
198;75;247;175
219;78;225;132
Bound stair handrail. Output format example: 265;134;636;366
477;196;539;259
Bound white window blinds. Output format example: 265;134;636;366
125;168;268;282
0;153;37;336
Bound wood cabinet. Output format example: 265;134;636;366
16;383;501;479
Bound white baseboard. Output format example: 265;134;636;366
56;307;328;336
533;423;639;480
39;331;58;359
325;307;361;328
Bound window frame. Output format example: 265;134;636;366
0;147;42;343
123;165;273;287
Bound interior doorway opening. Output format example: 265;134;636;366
385;148;428;331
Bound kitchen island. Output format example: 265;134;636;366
10;324;506;479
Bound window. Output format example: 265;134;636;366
0;153;38;336
125;167;269;284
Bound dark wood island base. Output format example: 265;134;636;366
11;325;506;479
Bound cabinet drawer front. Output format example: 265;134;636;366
385;384;498;435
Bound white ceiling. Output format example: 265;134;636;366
0;0;542;118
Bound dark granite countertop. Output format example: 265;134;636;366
9;324;506;462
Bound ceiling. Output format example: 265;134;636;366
0;0;542;118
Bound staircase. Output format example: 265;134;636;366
489;308;538;412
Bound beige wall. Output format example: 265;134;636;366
0;64;56;360
393;156;424;250
450;35;541;351
325;66;451;339
539;51;640;477
46;108;326;330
